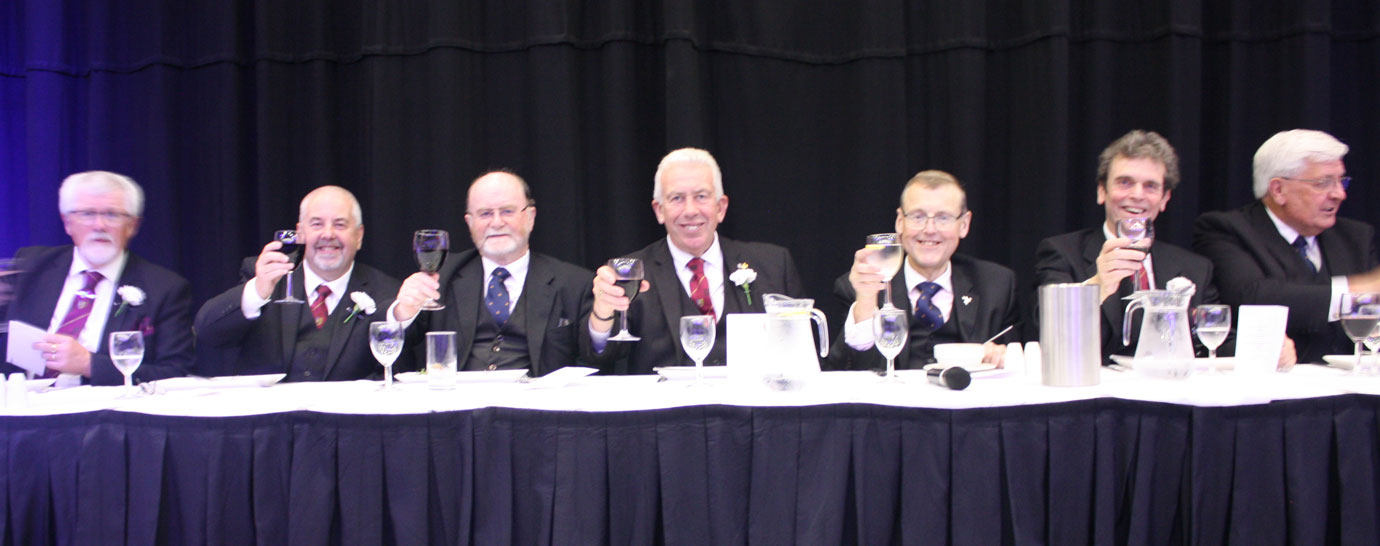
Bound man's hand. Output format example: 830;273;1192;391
590;265;649;334
252;241;296;300
848;247;888;324
981;341;1006;368
1278;336;1297;370
1346;266;1380;294
392;272;441;322
33;334;92;377
1089;237;1147;301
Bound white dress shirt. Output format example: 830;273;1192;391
242;262;355;320
843;259;954;350
49;249;127;354
1264;206;1348;321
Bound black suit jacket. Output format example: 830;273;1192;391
1;246;193;385
826;253;1021;371
1194;200;1378;363
405;250;593;377
194;259;401;381
1034;227;1221;362
579;237;806;375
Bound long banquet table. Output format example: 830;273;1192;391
2;365;1379;546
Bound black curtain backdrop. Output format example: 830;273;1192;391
3;1;1379;331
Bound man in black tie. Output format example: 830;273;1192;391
581;148;807;375
828;170;1020;370
390;170;593;376
1195;129;1380;363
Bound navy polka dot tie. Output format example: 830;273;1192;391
914;282;944;332
486;268;512;326
1292;236;1318;274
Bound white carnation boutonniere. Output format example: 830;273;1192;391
113;285;146;317
343;291;377;323
729;262;758;305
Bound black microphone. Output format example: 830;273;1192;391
926;366;971;391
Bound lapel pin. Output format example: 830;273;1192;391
961;295;973;306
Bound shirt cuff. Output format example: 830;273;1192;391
588;322;611;354
241;280;270;320
386;301;420;329
842;303;877;350
1329;276;1349;322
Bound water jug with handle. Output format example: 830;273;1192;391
1122;289;1195;379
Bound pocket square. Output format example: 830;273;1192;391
556;318;571;327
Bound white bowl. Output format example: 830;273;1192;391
934;343;985;367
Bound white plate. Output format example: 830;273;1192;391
157;373;287;390
654;366;730;381
1322;354;1367;370
393;369;529;384
922;362;998;373
1109;355;1235;371
26;378;56;392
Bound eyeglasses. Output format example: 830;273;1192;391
467;204;533;222
1284;176;1351;192
901;210;967;228
66;209;134;224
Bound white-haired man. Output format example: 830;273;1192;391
1195;129;1380;363
581;147;807;375
1;171;193;384
195;186;401;381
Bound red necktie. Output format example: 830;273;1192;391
1137;263;1151;291
687;257;715;321
48;270;103;377
311;284;332;329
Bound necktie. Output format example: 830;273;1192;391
914;282;944;332
1292;236;1318;274
311;284;332;329
48;270;104;377
486;268;512;326
1137;262;1151;291
687;257;715;321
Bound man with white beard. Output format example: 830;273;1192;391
196;185;402;381
389;170;593;376
1;171;194;384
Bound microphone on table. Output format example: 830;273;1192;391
926;366;972;391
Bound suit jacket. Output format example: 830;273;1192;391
194;259;401;381
405;249;593;377
1194;200;1378;363
1;245;193;385
826;253;1021;371
579;237;806;375
1034;227;1221;363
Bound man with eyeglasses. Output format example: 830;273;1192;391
389;170;593;376
828;170;1019;370
1035;130;1227;363
1195;129;1379;363
1;171;193;385
195;186;402;381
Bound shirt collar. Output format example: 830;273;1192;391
1264;204;1311;246
667;233;723;273
482;250;530;280
904;259;952;294
303;261;354;297
68;248;127;285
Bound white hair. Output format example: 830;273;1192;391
652;148;724;202
1252;129;1349;198
298;185;364;226
58;171;144;217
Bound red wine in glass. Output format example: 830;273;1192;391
414;229;450;310
273;230;305;304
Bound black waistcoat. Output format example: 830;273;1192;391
466;291;531;371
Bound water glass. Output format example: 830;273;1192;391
426;331;457;389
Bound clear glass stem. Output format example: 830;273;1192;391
284;269;296;300
1208;348;1217;359
882;282;895;309
384;364;394;389
617;310;631;336
123;373;134;397
886;356;896;377
1133;269;1145;291
1356;341;1366;374
695;358;704;385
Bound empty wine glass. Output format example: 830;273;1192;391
1341;293;1380;375
369;321;405;391
1116;217;1154;291
1191;304;1231;374
109;331;144;399
679;315;716;386
873;307;909;381
608;257;644;342
865;233;904;309
413;230;450;310
273;230;305;304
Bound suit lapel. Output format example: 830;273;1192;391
322;269;368;379
1246;202;1315;277
523;256;556;375
100;255;139;351
950;262;978;341
23;250;74;329
1317;225;1354;276
1079;229;1104;281
647;241;685;347
890;274;912;366
720;239;752;314
451;257;484;359
279;268;306;365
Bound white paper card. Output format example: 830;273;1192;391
726;313;768;382
5;321;48;375
1234;305;1288;373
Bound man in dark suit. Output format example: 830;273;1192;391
1;171;193;385
828;170;1020;371
195;186;401;381
1035;130;1234;363
581;148;807;375
390;170;592;377
1194;129;1380;363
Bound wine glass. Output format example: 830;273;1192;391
864;233;904;309
108;331;144;399
1365;322;1380;376
413;230;450;310
873;307;909;381
369;321;405;391
273;230;305;304
679;315;716;386
1116;217;1154;291
1191;304;1231;374
608;257;644;341
1341;293;1380;375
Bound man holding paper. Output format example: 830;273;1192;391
1;171;193;385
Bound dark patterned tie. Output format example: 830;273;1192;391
687;257;715;321
486;267;512;326
310;284;331;329
48;270;104;377
1292;236;1318;274
914;281;944;332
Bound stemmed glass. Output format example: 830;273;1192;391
865;233;904;309
608;257;644;341
679;315;716;386
369;321;405;391
1116;218;1154;290
873;308;909;381
413;230;450;310
1365;323;1380;375
109;331;144;399
1340;293;1380;375
273;230;305;303
1191;304;1231;374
